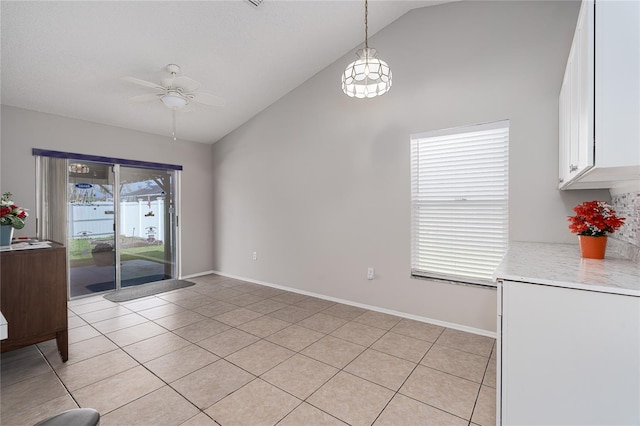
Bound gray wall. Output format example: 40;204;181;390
0;105;215;277
210;1;609;333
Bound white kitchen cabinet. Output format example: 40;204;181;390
558;0;640;190
495;242;640;425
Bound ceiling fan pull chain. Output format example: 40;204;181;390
172;108;177;141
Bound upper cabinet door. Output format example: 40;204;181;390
558;0;639;190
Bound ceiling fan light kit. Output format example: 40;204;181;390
124;64;225;141
342;0;392;99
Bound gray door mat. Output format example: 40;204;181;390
103;279;195;302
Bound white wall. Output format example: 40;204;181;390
210;1;609;333
0;105;215;276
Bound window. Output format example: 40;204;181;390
410;120;509;286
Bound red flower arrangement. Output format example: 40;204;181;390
567;200;625;237
0;192;28;230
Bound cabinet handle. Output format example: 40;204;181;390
559;178;564;183
569;164;578;172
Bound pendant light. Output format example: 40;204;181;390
342;0;392;98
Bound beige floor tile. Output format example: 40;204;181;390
391;319;445;342
172;318;230;342
197;328;260;357
68;294;105;307
173;295;218;310
331;321;386;347
471;385;497;426
69;299;118;315
123;332;191;363
179;412;218;426
1;394;78;426
0;371;68;414
435;328;495;357
294;297;336;312
44;335;118;369
308;371;394;426
170;359;254;409
67;315;88;329
301;335;366;368
270;292;309;304
78;305;133;323
262;354;338;399
374;394;468;426
105;321;167;347
153;310;209;331
207;288;245;301
247;286;286;298
400;365;480;420
157;288;202;302
245;298;289;314
56;349;138;391
298;313;348;334
214;307;264;326
266;324;325;351
91;312;148;334
68;324;102;344
1;350;52;388
237;315;290;338
0;344;40;363
421;344;489;383
353;311;402;330
226;340;294;375
279;402;348;426
193;300;238;317
322;304;367;320
137;302;186;320
144;344;219;383
371;331;432;363
483;357;497;388
345;349;416;391
121;296;170;312
269;305;315;323
72;365;164;415
205;379;300;425
226;292;265;307
100;385;200;426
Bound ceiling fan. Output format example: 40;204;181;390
123;64;225;140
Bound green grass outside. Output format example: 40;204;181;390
69;238;167;268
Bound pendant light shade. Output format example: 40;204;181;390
342;48;392;98
342;0;392;98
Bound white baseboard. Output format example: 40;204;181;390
211;270;497;339
181;270;216;280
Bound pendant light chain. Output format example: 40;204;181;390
364;0;368;49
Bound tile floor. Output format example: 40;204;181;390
0;274;496;426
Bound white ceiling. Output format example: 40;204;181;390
1;0;451;144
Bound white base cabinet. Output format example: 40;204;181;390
498;280;640;425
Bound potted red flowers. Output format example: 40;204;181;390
567;200;625;259
1;192;29;246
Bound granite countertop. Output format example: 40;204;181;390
494;241;640;297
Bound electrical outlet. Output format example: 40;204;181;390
252;251;257;261
367;267;374;280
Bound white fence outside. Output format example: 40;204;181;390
69;199;165;242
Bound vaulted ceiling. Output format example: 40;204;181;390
1;1;451;144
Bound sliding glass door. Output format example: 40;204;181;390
66;161;178;298
119;166;176;288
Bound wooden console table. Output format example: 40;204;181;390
0;242;68;361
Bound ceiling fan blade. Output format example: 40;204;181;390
173;76;201;93
129;93;161;103
122;76;163;90
188;92;226;107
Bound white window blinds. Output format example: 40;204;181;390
410;120;509;286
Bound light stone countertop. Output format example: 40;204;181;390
494;241;640;297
